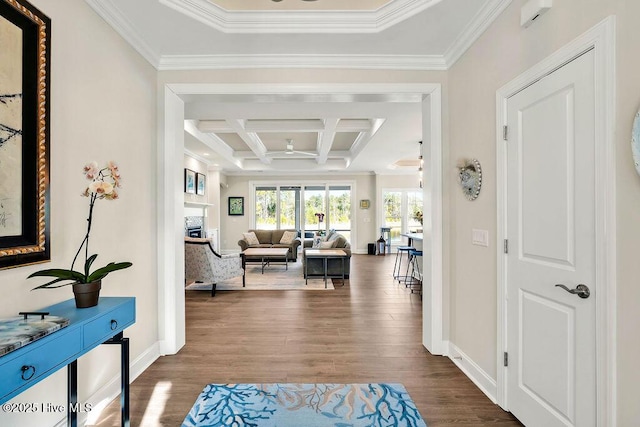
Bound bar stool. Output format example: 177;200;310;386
406;249;423;293
393;246;415;283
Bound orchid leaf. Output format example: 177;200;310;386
87;262;132;283
31;277;76;290
27;269;85;282
84;254;98;279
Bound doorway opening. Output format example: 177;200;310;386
158;83;445;357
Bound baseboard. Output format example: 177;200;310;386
53;341;161;427
447;342;497;404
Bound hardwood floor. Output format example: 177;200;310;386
92;254;522;426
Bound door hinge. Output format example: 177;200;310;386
503;125;508;141
504;352;509;367
504;239;509;254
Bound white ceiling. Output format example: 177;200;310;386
87;0;510;175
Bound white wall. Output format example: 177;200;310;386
448;0;639;423
0;1;158;425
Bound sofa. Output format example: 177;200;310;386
302;230;352;278
238;229;302;261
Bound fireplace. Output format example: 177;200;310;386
186;226;203;238
185;216;204;238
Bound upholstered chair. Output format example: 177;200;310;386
185;237;244;296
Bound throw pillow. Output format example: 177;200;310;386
333;235;347;248
243;232;260;246
280;230;298;245
319;241;334;249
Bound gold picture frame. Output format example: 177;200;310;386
0;0;51;269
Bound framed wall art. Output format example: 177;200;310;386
196;172;206;196
184;169;196;194
228;197;244;216
0;0;51;270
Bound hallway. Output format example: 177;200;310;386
94;254;521;426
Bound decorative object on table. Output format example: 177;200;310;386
413;210;424;225
27;161;132;308
632;108;640;176
458;158;482;201
0;0;51;270
182;383;426;427
0;312;69;357
359;199;370;209
228;196;244;215
184;168;196;194
196;172;206;195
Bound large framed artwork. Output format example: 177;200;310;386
0;0;51;270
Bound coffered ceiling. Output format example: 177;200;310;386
86;0;510;175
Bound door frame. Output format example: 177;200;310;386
495;17;616;425
157;83;446;357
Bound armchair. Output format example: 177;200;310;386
185;237;244;296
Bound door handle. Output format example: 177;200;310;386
555;284;590;299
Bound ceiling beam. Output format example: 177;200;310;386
316;118;339;164
244;119;325;132
226;119;272;164
335;119;374;132
196;120;229;133
184;120;243;169
196;118;374;133
349;118;386;162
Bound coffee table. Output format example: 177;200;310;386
304;249;347;288
242;248;290;281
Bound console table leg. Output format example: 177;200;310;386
67;360;78;427
121;337;130;427
104;332;130;427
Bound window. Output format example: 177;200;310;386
255;186;277;229
253;183;353;240
382;189;423;249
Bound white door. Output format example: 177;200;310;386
506;50;596;426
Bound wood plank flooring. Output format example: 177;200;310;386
91;254;522;426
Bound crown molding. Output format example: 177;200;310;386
184;148;213;166
443;0;513;68
87;0;510;71
85;0;160;67
158;0;443;34
158;53;447;71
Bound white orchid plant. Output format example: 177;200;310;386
28;161;132;289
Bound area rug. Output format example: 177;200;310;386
182;383;427;427
185;261;336;291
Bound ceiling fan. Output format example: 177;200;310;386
267;139;317;157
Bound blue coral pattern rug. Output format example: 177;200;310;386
182;383;427;427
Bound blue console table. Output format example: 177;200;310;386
0;297;135;427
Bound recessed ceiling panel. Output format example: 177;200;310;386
333;132;358;151
215;133;247;150
260;132;317;151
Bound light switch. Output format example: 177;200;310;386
472;229;489;247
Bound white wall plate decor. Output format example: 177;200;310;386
458;158;482;201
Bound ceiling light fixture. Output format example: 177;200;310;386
418;141;424;189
